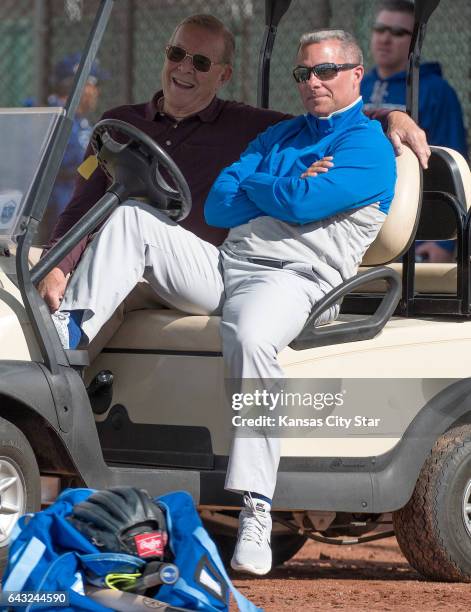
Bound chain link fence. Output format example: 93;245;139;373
0;0;469;133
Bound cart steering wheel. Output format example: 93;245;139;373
90;118;191;222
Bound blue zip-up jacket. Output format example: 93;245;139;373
361;63;468;159
205;97;396;229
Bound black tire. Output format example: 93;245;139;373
393;424;471;582
210;532;307;568
0;417;41;571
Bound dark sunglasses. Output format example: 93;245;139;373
372;23;413;37
165;45;220;73
292;62;361;83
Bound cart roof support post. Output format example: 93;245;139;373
406;0;440;121
257;0;292;108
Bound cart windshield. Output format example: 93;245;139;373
0;107;64;250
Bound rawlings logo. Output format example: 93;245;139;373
134;531;164;558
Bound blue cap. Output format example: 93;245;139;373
54;53;109;84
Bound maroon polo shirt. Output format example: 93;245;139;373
46;91;289;276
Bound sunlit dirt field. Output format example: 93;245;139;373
230;537;471;611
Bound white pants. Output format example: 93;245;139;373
61;202;334;498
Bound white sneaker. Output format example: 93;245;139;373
230;494;272;575
51;311;70;349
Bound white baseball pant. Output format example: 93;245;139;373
60;201;334;498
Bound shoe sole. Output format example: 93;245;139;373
230;559;271;576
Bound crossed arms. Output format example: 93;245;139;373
205;117;396;228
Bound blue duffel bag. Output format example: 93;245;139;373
2;488;262;612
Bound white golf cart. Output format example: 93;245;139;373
0;0;470;582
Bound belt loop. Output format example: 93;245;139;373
246;257;289;269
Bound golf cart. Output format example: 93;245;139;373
0;0;470;584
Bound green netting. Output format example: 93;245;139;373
0;0;468;142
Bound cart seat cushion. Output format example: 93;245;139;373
107;309;223;353
356;262;457;294
362;146;421;266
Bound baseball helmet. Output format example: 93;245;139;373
68;487;168;560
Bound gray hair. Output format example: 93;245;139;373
297;30;363;64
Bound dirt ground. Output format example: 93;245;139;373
230;537;471;611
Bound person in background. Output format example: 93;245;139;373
361;0;468;262
34;53;106;245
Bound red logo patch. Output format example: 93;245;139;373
134;531;164;558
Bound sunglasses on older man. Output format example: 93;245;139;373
292;62;361;83
165;45;220;73
372;23;413;37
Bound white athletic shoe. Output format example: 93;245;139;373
51;311;70;349
230;494;272;575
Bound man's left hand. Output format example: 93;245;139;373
415;241;455;263
301;156;334;178
387;111;431;169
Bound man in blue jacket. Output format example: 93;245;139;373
362;0;468;262
52;29;396;576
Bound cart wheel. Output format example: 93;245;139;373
393;424;471;582
0;417;41;571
